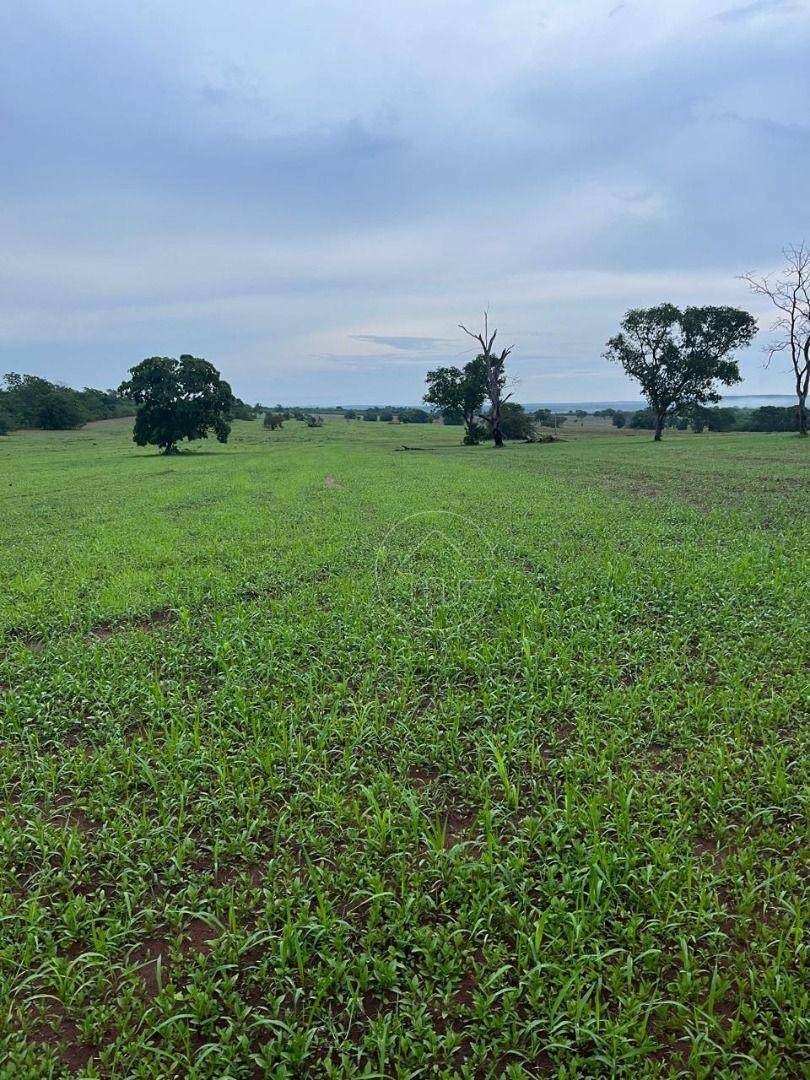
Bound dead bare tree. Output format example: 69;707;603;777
741;245;810;437
459;312;514;448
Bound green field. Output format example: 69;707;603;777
1;418;807;1078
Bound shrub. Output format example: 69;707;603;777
230;398;257;420
747;405;799;432
481;403;535;441
398;408;430;424
629;409;657;429
524;431;558;443
37;391;89;430
77;387;135;420
686;405;738;433
535;408;566;428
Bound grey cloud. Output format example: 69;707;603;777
349;336;456;350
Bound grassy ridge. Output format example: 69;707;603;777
0;419;807;1077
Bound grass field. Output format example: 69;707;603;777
0;418;807;1078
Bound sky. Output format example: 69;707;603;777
1;0;808;406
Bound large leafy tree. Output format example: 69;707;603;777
603;304;757;440
424;356;487;443
118;355;234;454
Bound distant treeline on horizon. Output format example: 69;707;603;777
267;394;796;414
0;371;800;436
263;401;802;434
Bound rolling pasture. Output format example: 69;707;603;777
0;418;807;1077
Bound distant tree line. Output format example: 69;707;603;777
0;373;136;434
263;404;344;415
607;403;802;433
263;410;326;429
357;407;431;423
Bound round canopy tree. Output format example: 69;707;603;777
118;355;234;454
424;356;487;444
604;304;757;440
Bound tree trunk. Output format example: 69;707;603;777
798;395;808;437
653;414;665;441
493;422;504;448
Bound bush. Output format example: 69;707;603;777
263;413;283;430
685;405;738;432
379;410;394;422
524;431;559;443
398;408;430;424
37;391;89;429
629;409;657;429
747;405;798;432
305;415;323;428
230;398;257;420
534;408;566;428
77;387;135;420
481;403;535;441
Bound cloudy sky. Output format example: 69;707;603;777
1;0;808;405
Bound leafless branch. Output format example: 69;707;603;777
459;312;515;446
741;243;810;433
